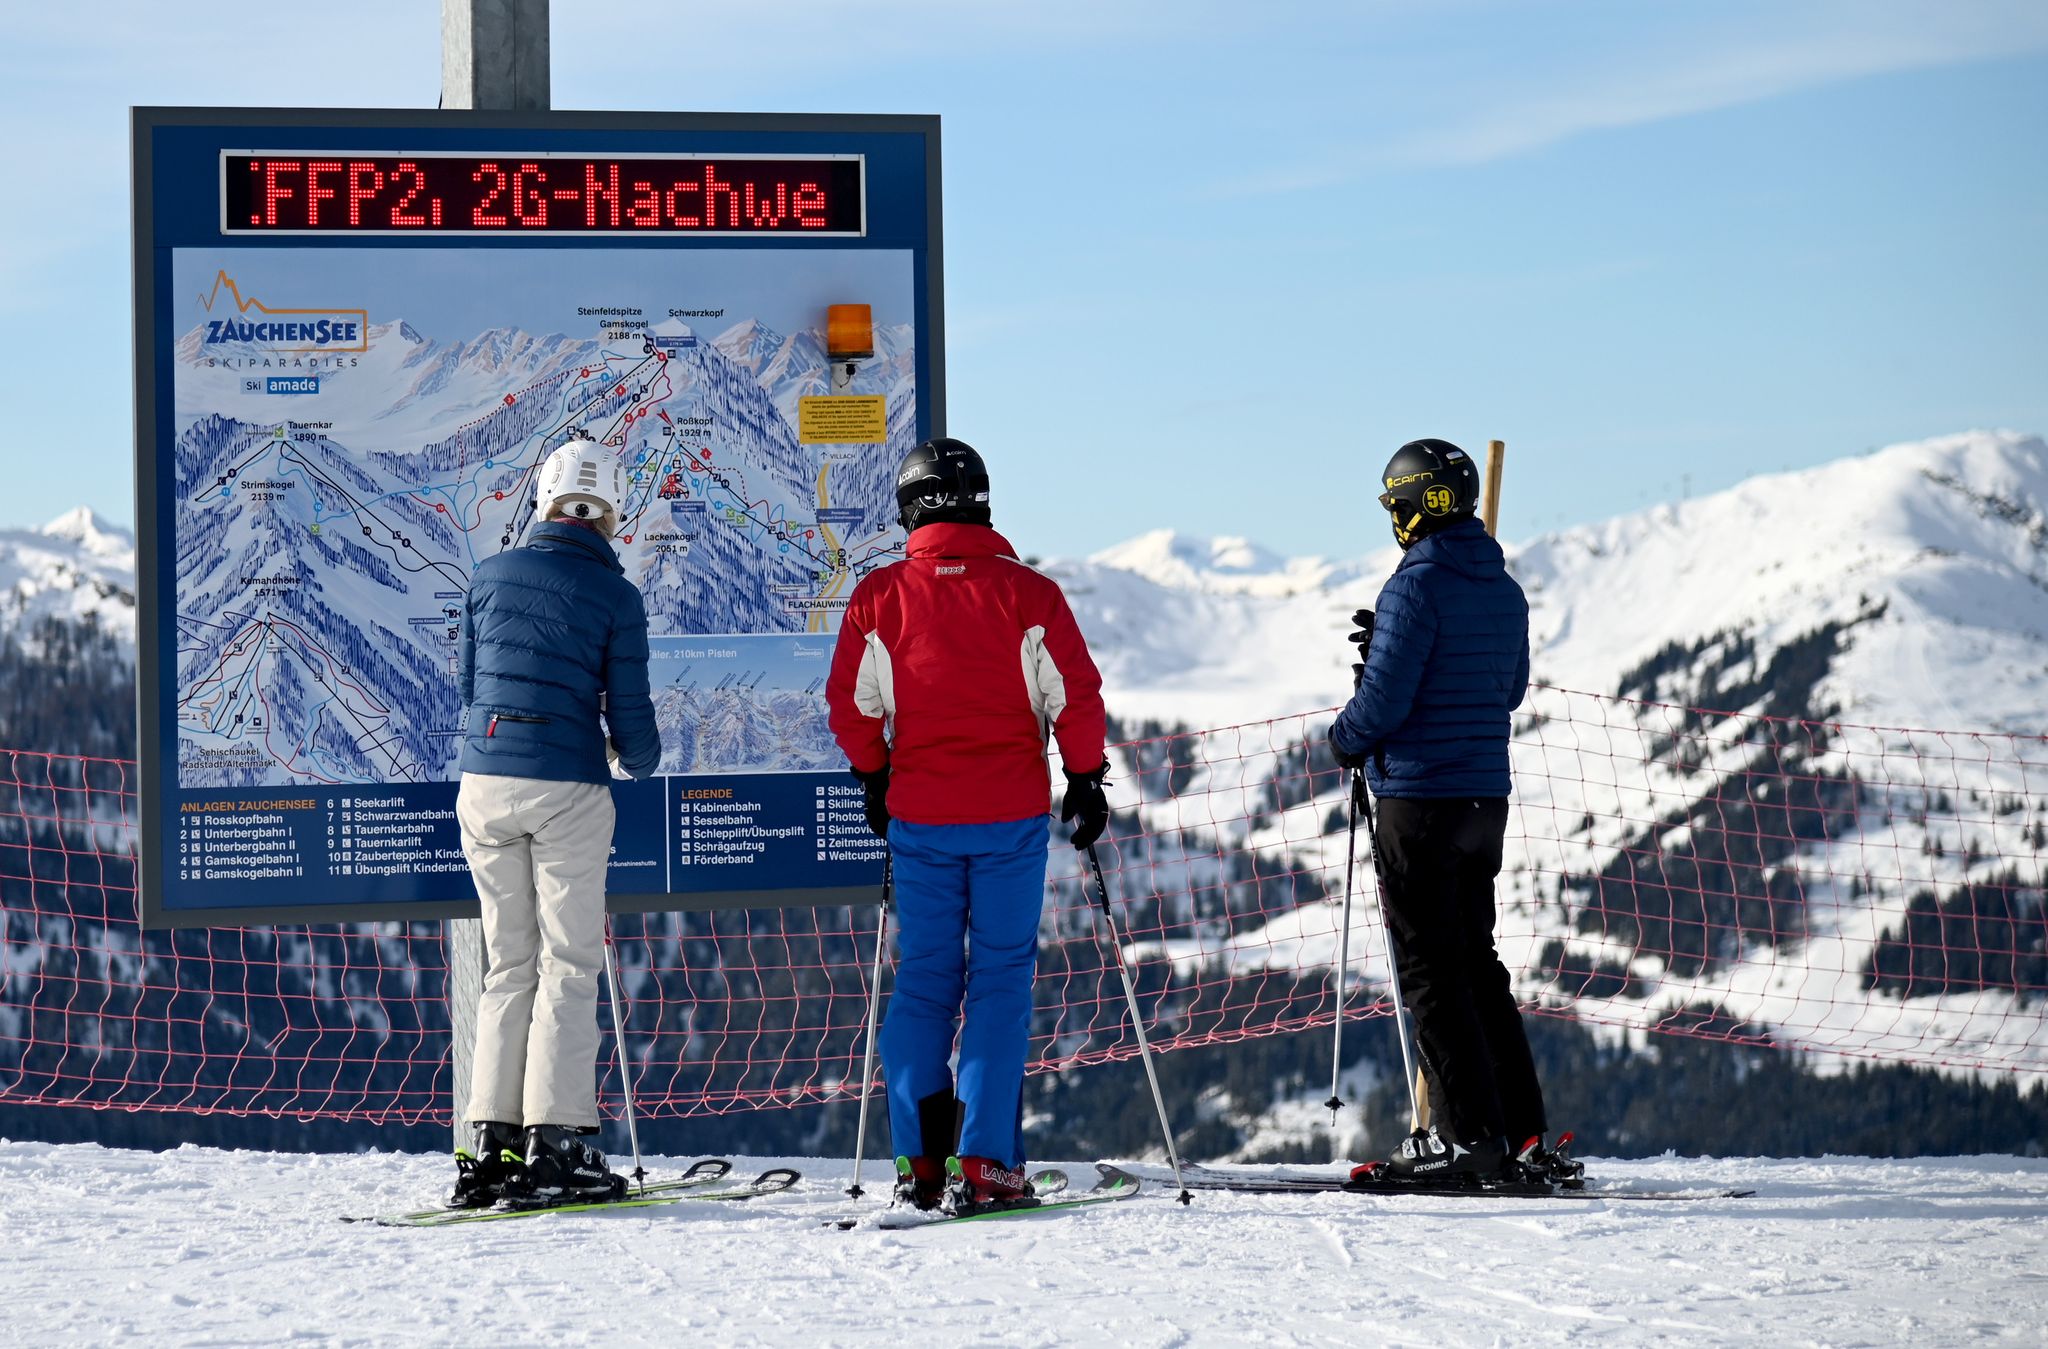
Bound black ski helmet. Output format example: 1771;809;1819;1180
1379;438;1480;549
894;437;991;530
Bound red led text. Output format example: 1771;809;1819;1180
225;154;861;234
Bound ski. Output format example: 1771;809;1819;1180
366;1165;798;1228
1339;1174;1755;1202
344;1157;733;1225
825;1167;1066;1231
1153;1162;1753;1202
828;1164;1139;1231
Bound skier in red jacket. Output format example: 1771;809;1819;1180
826;438;1109;1213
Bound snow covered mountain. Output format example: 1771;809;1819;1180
1086;529;1375;597
0;510;138;758
1050;429;2048;738
0;508;137;648
1031;429;2048;1111
8;427;2043;740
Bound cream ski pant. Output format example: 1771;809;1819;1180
459;773;616;1131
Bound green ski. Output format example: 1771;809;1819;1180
365;1164;798;1228
345;1157;734;1225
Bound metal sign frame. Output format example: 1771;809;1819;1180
133;107;943;928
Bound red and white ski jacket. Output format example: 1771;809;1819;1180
826;522;1107;826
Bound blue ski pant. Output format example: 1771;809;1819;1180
881;816;1050;1171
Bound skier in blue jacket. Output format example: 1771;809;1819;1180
1331;438;1564;1186
449;434;662;1209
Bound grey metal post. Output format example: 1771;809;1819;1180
442;0;551;111
443;0;550;1151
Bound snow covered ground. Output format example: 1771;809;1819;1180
6;1140;2045;1346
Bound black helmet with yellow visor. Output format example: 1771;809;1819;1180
1378;438;1480;549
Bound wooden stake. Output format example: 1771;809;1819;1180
1482;439;1506;537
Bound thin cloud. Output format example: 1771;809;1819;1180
1215;10;2048;196
1397;22;2048;168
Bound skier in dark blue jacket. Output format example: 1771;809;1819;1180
1331;437;1563;1186
449;434;663;1210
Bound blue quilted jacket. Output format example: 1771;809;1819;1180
457;521;662;784
1331;518;1529;799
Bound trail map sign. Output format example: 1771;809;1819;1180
133;109;942;928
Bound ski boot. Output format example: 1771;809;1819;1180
945;1155;1036;1215
1514;1131;1587;1190
1349;1125;1511;1187
449;1120;525;1208
499;1125;627;1209
892;1155;947;1212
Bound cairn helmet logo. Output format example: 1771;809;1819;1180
895;437;993;531
535;434;627;536
1377;438;1479;548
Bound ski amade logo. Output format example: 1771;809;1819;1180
198;270;370;355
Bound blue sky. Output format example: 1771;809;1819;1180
5;1;2044;557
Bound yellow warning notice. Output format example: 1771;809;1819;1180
798;395;888;445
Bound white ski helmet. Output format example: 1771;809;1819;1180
534;436;626;535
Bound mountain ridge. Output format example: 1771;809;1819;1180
9;427;2045;737
0;508;138;645
1040;428;2048;737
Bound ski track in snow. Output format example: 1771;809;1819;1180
5;1142;2045;1346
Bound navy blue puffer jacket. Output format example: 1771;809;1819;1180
1331;517;1529;799
458;521;662;784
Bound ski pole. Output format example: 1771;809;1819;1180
601;920;647;1194
1085;842;1193;1206
1324;766;1364;1131
1355;781;1425;1131
846;853;893;1199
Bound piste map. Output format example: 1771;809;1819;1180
170;248;917;790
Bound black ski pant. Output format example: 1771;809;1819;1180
1372;795;1546;1148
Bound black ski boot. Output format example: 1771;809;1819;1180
449;1120;525;1208
892;1155;946;1212
893;1090;963;1212
500;1125;626;1209
1350;1125;1512;1187
1514;1132;1587;1190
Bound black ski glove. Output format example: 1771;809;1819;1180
851;764;890;839
1346;608;1375;690
1061;763;1111;850
1330;727;1367;772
